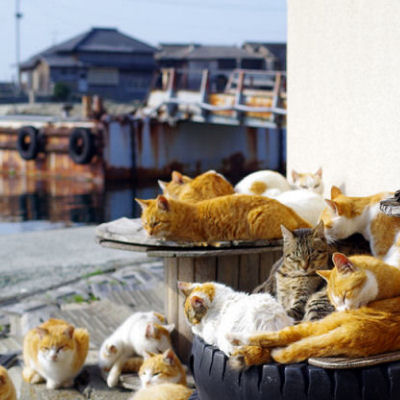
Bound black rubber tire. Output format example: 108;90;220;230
190;335;400;400
68;128;95;164
16;126;41;160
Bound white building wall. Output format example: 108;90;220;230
287;0;400;196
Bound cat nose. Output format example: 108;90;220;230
51;354;58;361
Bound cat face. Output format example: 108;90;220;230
36;324;75;364
0;366;16;400
281;221;331;273
139;349;185;388
317;253;367;311
136;196;174;238
291;168;323;194
320;186;362;242
178;281;216;325
158;171;192;199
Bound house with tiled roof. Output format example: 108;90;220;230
20;27;157;101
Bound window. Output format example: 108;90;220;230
88;68;119;85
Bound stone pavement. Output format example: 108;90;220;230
0;258;197;399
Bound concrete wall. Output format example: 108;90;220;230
287;0;400;197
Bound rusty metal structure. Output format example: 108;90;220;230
0;69;286;185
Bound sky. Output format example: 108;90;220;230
0;0;287;82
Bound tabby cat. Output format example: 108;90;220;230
159;170;234;203
178;281;293;356
318;252;400;311
0;366;16;400
23;318;89;389
136;194;310;244
320;186;399;266
228;295;400;366
254;222;371;321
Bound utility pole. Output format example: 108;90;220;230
15;0;23;90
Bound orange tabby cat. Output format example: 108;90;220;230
229;295;400;366
131;383;193;400
320;186;400;266
159;170;234;203
0;366;16;400
136;194;311;243
23;318;89;389
317;252;400;311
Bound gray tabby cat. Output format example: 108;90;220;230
254;221;371;322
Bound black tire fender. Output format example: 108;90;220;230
16;126;41;160
69;128;95;165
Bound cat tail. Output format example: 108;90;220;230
73;328;90;371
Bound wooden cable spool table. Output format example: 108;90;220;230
96;217;283;360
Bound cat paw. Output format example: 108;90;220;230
229;345;271;370
107;372;120;388
228;347;247;370
46;380;61;390
226;333;249;346
271;348;294;364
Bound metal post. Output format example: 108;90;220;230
15;0;23;91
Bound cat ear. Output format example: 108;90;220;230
157;195;170;211
136;198;151;210
106;344;118;354
36;327;49;338
177;281;195;297
332;252;356;274
162;349;176;365
153;312;166;323
325;199;338;214
190;295;206;311
312;220;325;238
158;180;168;191
163;323;175;333
291;170;299;182
316;167;323;178
316;270;331;281
172;171;184;184
280;225;294;242
331;186;342;199
64;325;74;339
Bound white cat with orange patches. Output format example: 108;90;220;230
320;186;400;266
318;253;400;311
291;168;324;195
99;311;174;388
178;281;293;357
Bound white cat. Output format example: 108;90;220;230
99;311;175;388
291;168;324;195
177;281;293;356
275;189;326;226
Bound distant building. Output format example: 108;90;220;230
19;27;157;101
242;42;287;70
155;43;267;91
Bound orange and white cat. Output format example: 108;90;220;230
131;349;192;400
137;194;310;244
320;186;399;266
291;168;324;195
0;366;16;400
228;295;400;366
23;318;89;389
159;170;234;203
317;252;400;311
178;281;293;356
99;311;174;388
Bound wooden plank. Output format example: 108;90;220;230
194;257;217;283
216;255;240;290
164;258;179;353
177;258;195;362
238;254;260;293
259;250;282;283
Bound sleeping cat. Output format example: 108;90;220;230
291;168;323;195
99;311;175;388
318;252;400;310
131;383;193;400
235;170;291;197
177;281;293;356
254;222;371;321
254;222;334;321
0;366;16;400
136;194;310;244
131;349;192;400
138;349;187;388
159;170;234;203
22;318;89;389
320;186;399;266
228;295;400;366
